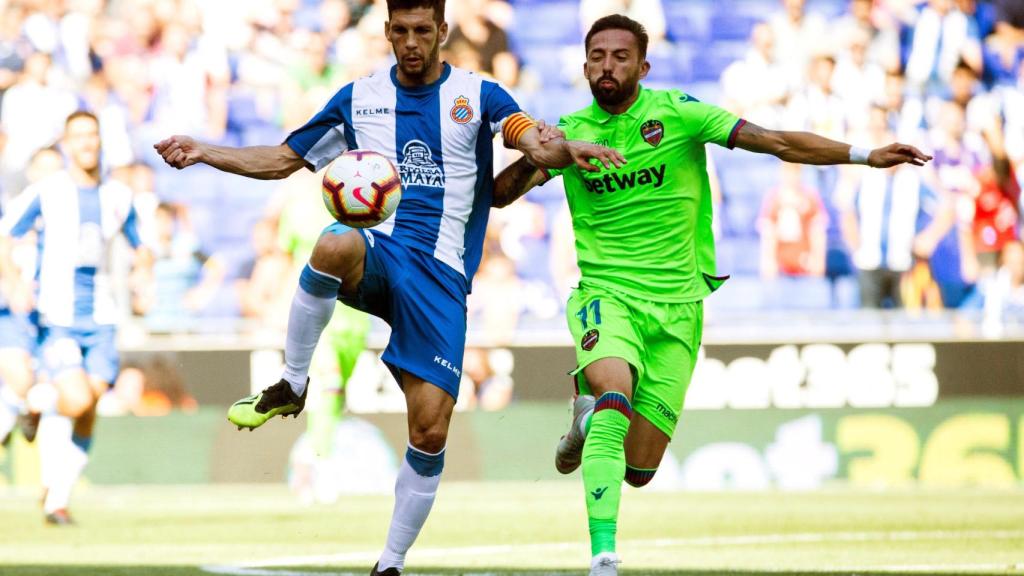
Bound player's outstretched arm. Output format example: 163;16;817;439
732;121;932;168
154;136;307;180
502;113;624;173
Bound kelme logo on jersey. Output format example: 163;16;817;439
640;119;664;147
581;329;600;351
398;140;445;189
581;164;666;195
450;95;474;124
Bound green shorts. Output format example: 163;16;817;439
567;283;703;439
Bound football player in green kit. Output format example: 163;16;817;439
493;14;931;576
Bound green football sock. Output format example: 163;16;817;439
582;391;633;556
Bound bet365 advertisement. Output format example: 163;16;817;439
1;341;1022;490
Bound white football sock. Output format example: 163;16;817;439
377;445;445;571
27;382;59;415
282;264;341;396
44;438;88;514
37;414;73;510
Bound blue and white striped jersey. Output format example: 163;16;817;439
285;64;521;284
0;172;141;327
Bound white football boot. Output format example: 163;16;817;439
555;394;596;474
589;552;620;576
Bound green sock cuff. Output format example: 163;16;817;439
589;518;617;555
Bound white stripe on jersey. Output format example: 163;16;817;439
0;172;136;327
351;72;399;237
435;71;484;275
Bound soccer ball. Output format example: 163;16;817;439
321;150;402;228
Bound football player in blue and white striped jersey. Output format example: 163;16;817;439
0;111;152;525
155;0;623;571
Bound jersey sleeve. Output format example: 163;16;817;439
0;187;42;238
481;80;523;137
284;83;355;172
670;90;746;149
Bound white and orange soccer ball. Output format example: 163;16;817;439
321;150;402;228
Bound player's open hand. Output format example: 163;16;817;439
536;120;565;144
567;141;626;172
869;143;932;168
154;135;203;170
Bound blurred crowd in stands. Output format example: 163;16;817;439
0;0;1022;344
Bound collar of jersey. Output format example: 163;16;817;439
590;85;648;123
390;62;452;94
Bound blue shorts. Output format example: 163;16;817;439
39;324;120;384
338;228;468;399
0;309;40;354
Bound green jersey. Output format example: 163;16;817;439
550;86;743;303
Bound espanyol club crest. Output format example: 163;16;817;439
450;95;474;124
640;119;664;147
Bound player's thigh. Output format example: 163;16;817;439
566;286;643;399
309;225;366;299
402;372;456;453
630;301;702;446
380;249;467;402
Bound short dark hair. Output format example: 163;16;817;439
585;14;649;59
65;109;99;128
386;0;445;24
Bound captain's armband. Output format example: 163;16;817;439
501;112;538;149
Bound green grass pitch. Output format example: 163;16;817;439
1;482;1022;575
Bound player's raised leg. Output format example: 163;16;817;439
373;373;454;576
228;226;365;430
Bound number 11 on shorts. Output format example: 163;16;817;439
576;299;602;330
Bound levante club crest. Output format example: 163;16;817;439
450;95;474;124
641;119;664;147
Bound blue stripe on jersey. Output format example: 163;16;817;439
122;204;141;249
73;266;97;321
463;121;493;282
8;195;42;238
285;83;355;168
390;65;450;255
480;80;522;130
75;186;101;323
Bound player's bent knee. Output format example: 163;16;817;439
408;424;448;454
58;388;94;419
583;359;634;398
309;230;360;279
624;465;658;488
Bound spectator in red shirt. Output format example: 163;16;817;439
759;162;828;278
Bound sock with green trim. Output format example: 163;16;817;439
582;391;632;557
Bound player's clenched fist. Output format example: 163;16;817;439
154;136;203;170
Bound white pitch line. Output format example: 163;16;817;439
864;561;1024;569
201;567;557;576
231;529;1024;570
